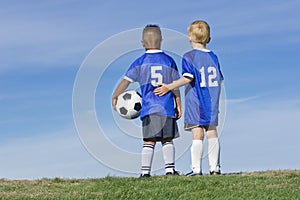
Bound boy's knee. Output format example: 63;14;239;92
192;127;205;140
161;138;173;145
143;138;156;145
206;126;218;138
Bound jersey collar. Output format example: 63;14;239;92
193;48;211;52
146;49;163;53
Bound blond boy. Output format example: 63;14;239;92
155;20;224;175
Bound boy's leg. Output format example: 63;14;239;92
190;127;204;174
162;139;175;174
160;117;179;175
141;140;156;176
206;126;221;174
141;115;158;177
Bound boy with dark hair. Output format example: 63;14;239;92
112;24;181;177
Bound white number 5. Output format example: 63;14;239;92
151;66;163;86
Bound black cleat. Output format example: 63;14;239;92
140;174;151;178
166;170;180;176
186;171;203;176
210;170;221;175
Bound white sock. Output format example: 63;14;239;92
208;138;220;172
162;141;175;173
190;140;203;173
141;143;155;175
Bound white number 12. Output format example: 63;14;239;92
199;66;218;87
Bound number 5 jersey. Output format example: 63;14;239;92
124;50;180;120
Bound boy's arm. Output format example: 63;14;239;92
112;79;131;110
172;88;182;119
154;76;192;96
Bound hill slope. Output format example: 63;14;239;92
0;170;299;199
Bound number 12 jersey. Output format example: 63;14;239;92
182;49;224;127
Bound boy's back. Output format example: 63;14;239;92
125;50;180;119
112;24;181;177
182;49;223;126
153;20;223;175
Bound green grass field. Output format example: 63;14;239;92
0;170;299;199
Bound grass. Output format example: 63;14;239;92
0;170;299;199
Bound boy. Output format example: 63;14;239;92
112;25;181;177
154;20;224;175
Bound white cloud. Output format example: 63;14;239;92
226;96;260;104
0;96;299;179
211;1;300;37
1;0;299;73
0;126;113;180
0;2;105;72
0;0;299;178
221;97;300;172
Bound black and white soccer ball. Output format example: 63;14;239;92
116;90;142;119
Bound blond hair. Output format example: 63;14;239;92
142;24;162;49
188;20;210;44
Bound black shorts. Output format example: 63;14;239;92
142;115;179;141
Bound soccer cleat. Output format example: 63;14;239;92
166;170;180;176
140;174;151;178
186;171;203;176
210;170;221;175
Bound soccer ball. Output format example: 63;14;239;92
116;90;142;119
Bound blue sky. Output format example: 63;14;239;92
0;0;299;179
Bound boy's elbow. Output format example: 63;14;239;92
184;77;192;84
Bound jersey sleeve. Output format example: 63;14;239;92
182;56;194;80
171;59;181;81
124;59;140;82
217;62;224;81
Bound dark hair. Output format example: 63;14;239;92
142;24;162;49
145;24;160;28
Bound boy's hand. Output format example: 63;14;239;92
175;106;182;119
111;79;131;111
112;97;117;111
154;83;171;96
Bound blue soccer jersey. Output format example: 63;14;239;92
182;49;224;126
124;50;180;119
